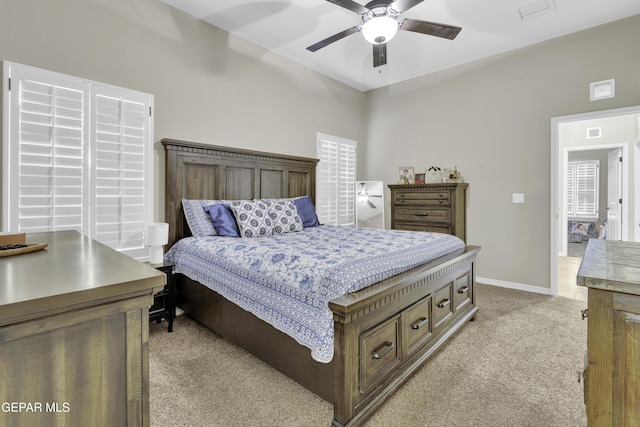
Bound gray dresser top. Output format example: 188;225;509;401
577;239;640;296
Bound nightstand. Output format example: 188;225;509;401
147;261;175;332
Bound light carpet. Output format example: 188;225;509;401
149;283;588;426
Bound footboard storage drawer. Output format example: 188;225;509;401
360;315;402;394
405;295;432;356
433;283;454;330
453;272;472;312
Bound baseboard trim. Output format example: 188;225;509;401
476;276;552;296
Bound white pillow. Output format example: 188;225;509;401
263;199;303;234
229;200;274;238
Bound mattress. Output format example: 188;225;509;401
165;225;465;362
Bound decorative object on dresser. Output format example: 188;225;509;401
163;139;480;427
577;239;640;425
397;166;414;184
389;182;468;242
147;261;176;332
0;230;165;426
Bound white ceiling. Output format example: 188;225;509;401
159;0;640;91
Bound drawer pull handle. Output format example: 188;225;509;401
371;341;394;359
437;298;450;308
411;317;429;330
457;286;469;294
439;199;444;204
414;213;428;217
398;198;405;203
581;309;588;320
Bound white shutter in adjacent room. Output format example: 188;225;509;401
316;133;356;226
567;160;599;219
2;61;154;260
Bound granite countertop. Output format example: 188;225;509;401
577;239;640;296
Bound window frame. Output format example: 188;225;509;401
567;160;599;219
316;133;357;226
2;61;154;260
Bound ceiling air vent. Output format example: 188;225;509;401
517;0;556;20
586;127;602;139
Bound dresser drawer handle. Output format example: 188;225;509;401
371;341;394;359
439;199;444;204
437;298;450;308
457;286;469;294
398;198;405;203
410;317;429;330
414;213;428;217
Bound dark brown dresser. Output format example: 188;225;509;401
388;183;468;241
0;230;165;426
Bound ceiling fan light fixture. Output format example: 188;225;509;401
362;16;398;44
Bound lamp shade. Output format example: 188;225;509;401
145;222;169;246
362;16;398;44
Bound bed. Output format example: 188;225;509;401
162;138;480;426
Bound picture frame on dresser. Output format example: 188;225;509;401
398;166;414;184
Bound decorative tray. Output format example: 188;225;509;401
0;243;48;258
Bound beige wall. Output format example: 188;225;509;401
1;0;639;291
365;14;640;290
0;0;367;224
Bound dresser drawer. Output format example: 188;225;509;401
394;206;451;223
394;190;450;206
359;315;402;394
433;283;453;330
405;295;432;355
453;272;472;311
394;223;452;234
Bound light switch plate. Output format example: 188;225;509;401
513;193;525;203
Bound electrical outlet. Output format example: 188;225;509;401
513;193;525;203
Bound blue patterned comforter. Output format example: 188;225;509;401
165;225;465;363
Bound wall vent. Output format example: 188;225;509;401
590;79;615;101
517;0;555;20
586;127;602;139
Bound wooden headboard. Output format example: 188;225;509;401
162;138;319;248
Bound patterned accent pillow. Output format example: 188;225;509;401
229;200;273;238
263;199;303;234
182;199;218;236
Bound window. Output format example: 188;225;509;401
567;160;599;218
316;133;356;226
2;61;154;260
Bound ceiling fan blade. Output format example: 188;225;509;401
306;26;361;52
326;0;370;15
390;0;424;13
367;200;376;209
373;43;387;67
400;18;462;40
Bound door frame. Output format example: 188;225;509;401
551;105;639;296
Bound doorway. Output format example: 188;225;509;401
550;106;640;298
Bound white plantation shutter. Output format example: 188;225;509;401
4;66;89;234
91;86;152;257
2;61;153;260
316;133;356;226
566;162;575;216
567;160;599;218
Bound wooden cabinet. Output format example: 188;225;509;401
388;183;468;241
0;231;165;427
577;239;640;426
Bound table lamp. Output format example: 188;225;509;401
146;222;169;264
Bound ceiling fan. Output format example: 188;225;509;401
306;0;462;67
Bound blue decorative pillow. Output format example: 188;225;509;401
229;200;273;238
182;199;218;236
293;196;320;228
263;199;303;234
203;204;240;237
